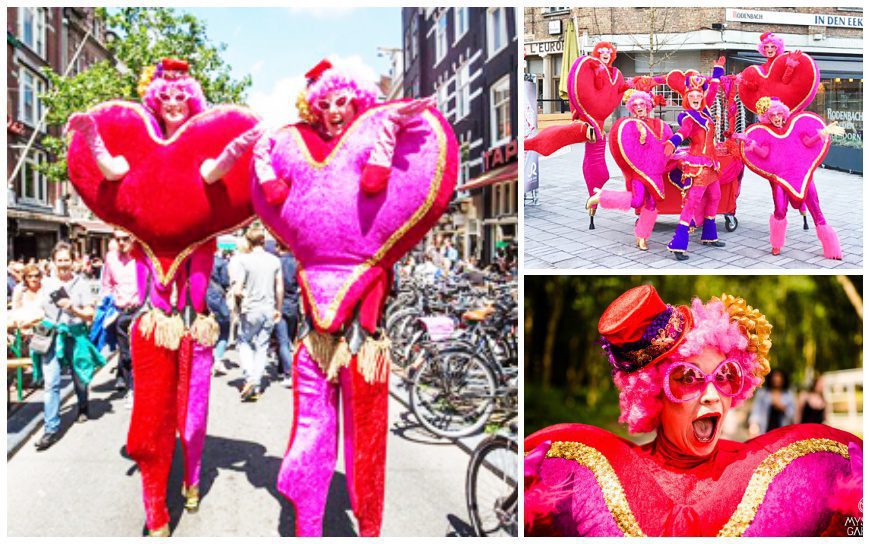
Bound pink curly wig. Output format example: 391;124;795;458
758;97;791;125
612;298;764;434
625;91;654;115
757;32;785;56
142;75;208;120
305;68;378;125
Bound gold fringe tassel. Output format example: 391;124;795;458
136;308;184;350
190;314;220;347
301;330;392;384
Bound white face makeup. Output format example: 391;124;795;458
660;346;734;457
318;91;357;138
158;85;191;131
687;90;704;111
631;102;649;118
598;49;612;64
770;111;785;128
763;43;779;58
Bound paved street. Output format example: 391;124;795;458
524;144;863;270
7;350;490;537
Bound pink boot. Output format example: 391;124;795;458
635;207;658;240
597;190;633;211
769;215;787;255
817;224;843;260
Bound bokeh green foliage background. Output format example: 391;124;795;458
524;275;863;436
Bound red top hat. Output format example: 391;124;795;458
599;285;693;373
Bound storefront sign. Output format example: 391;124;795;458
483;140;518;172
524;39;563;56
827;108;863;142
726;9;863;29
548;20;562;35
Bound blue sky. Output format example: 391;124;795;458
183;7;402;125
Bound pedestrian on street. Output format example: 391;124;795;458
32;242;105;451
207;248;232;376
233;227;282;401
101;230;141;408
8;260;24;300
272;243;299;388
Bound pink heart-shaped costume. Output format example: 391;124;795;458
67;101;259;285
567;56;625;138
738;52;820;114
253;103;458;333
739;112;830;201
608;117;674;199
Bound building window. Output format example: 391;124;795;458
491;180;517;217
543;7;571;15
487;7;508;58
456;63;471;119
19;7;47;58
435;12;448;64
19;66;46;128
490;76;512;146
404;16;419;66
437;83;449;114
454;8;469;42
18;150;49;205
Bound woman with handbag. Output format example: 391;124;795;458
31;242;105;451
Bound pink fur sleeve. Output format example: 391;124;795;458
253;131;280;185
801;130;823;148
211;124;264;176
66;112;112;163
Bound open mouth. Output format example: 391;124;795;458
691;413;720;443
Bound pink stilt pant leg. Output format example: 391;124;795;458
582;139;609;205
181;340;213;489
276;344;338;536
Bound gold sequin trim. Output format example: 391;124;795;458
546;441;646;537
717;438;849;536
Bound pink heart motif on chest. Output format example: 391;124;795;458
739;112;830;200
252;103;458;332
738;52;820;114
567;56;625;138
608;117;674;198
67;102;259;284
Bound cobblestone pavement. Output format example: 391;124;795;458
524;145;863;270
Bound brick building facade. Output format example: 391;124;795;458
524;7;863;172
7;7;114;262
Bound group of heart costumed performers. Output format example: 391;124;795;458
524;33;844;261
65;57;457;536
524;284;863;536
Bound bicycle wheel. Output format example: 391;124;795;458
409;349;496;438
466;435;518;537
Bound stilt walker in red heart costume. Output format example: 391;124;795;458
65;58;261;535
251;60;458;536
525;285;862;537
736;97;844;259
585;90;672;251
663;58;728;261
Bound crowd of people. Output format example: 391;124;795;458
6;226;301;451
399;235;518;286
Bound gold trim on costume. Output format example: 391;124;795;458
285;105;449;331
572;56;621;136
739;112;829;202
544;437;850;537
743;56;819;115
717;438;849;536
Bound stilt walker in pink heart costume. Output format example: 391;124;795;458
251;60;458;536
567;42;633;229
586;91;673;251
65;58;261;535
735;97;843;259
663;58;728;261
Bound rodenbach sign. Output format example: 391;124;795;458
726;9;863;29
483;140;518;172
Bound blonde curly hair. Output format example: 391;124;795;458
714;293;773;380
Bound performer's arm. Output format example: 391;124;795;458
274;268;284;323
704;57;726;107
201;124;265;184
803;122;845;147
592;63;608;90
253;131;291;206
664;117;692;157
65;112;129;181
782;50;802;84
734;133;770;159
361;96;435;194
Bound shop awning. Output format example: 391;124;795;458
457;162;518;192
73;219;115;235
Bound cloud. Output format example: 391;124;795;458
247;54;379;128
250;60;265;76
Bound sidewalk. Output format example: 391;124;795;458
524;144;863;270
7;349;497;537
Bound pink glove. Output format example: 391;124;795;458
201;124;265;183
783;50;802;84
253;130;292;206
65;112;129;181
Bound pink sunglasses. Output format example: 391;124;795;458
663;359;744;403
